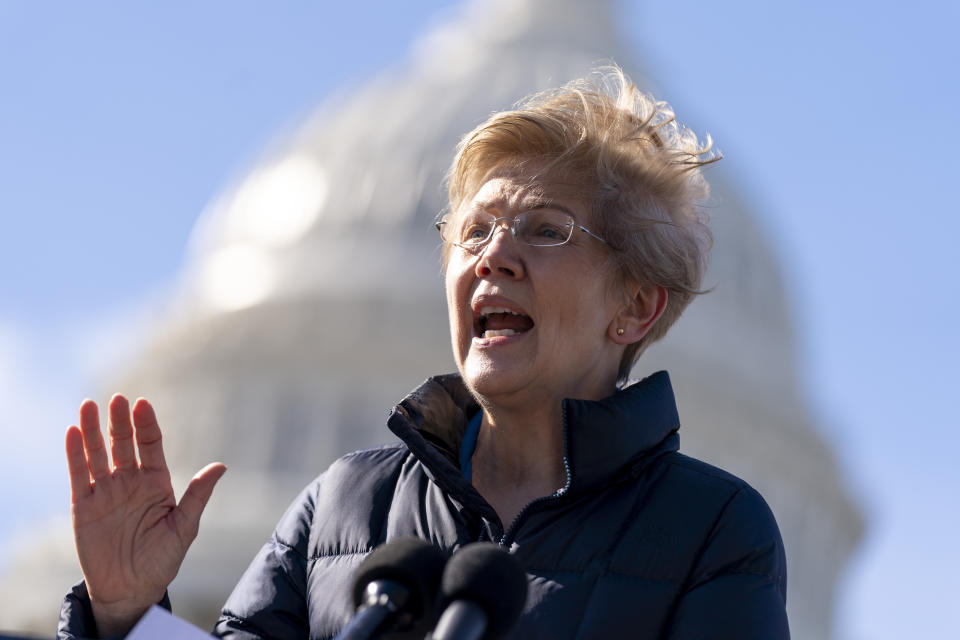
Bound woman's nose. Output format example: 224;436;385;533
476;223;525;279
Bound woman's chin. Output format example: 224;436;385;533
457;328;542;400
462;359;531;401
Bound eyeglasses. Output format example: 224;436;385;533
436;210;607;249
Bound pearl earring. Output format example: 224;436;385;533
616;328;625;336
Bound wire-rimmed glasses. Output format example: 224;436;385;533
436;210;607;250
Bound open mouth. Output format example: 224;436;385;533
474;306;535;339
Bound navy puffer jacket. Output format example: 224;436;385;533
59;371;789;639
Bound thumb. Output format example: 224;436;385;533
176;462;227;538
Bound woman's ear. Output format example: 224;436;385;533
609;284;668;345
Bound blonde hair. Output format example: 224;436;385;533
445;65;719;382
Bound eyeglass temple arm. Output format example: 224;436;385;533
578;225;608;244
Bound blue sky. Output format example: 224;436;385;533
1;1;958;638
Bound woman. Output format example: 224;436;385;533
59;67;789;639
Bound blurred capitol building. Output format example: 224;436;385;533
0;0;862;638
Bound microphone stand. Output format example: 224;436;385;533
425;600;487;640
334;580;409;640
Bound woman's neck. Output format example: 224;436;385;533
470;403;567;528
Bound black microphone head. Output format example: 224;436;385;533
441;543;528;638
351;537;448;622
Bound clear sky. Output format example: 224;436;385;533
1;1;957;638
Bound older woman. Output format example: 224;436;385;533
59;67;789;639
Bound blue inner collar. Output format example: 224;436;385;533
459;411;483;481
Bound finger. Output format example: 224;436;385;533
176;463;227;539
65;425;92;500
79;400;110;480
132;398;167;472
108;394;137;470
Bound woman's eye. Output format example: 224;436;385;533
520;210;573;244
534;225;563;239
462;224;491;243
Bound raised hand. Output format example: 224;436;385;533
65;394;226;636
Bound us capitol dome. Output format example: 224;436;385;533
0;1;862;638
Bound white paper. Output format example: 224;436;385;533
126;604;213;639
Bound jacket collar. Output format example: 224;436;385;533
561;370;680;493
388;370;680;497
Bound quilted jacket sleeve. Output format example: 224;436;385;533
57;581;172;640
663;485;790;640
212;482;317;639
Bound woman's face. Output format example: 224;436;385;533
445;168;627;407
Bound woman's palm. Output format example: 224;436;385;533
66;395;225;635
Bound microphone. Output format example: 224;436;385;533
334;537;448;640
429;543;528;640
